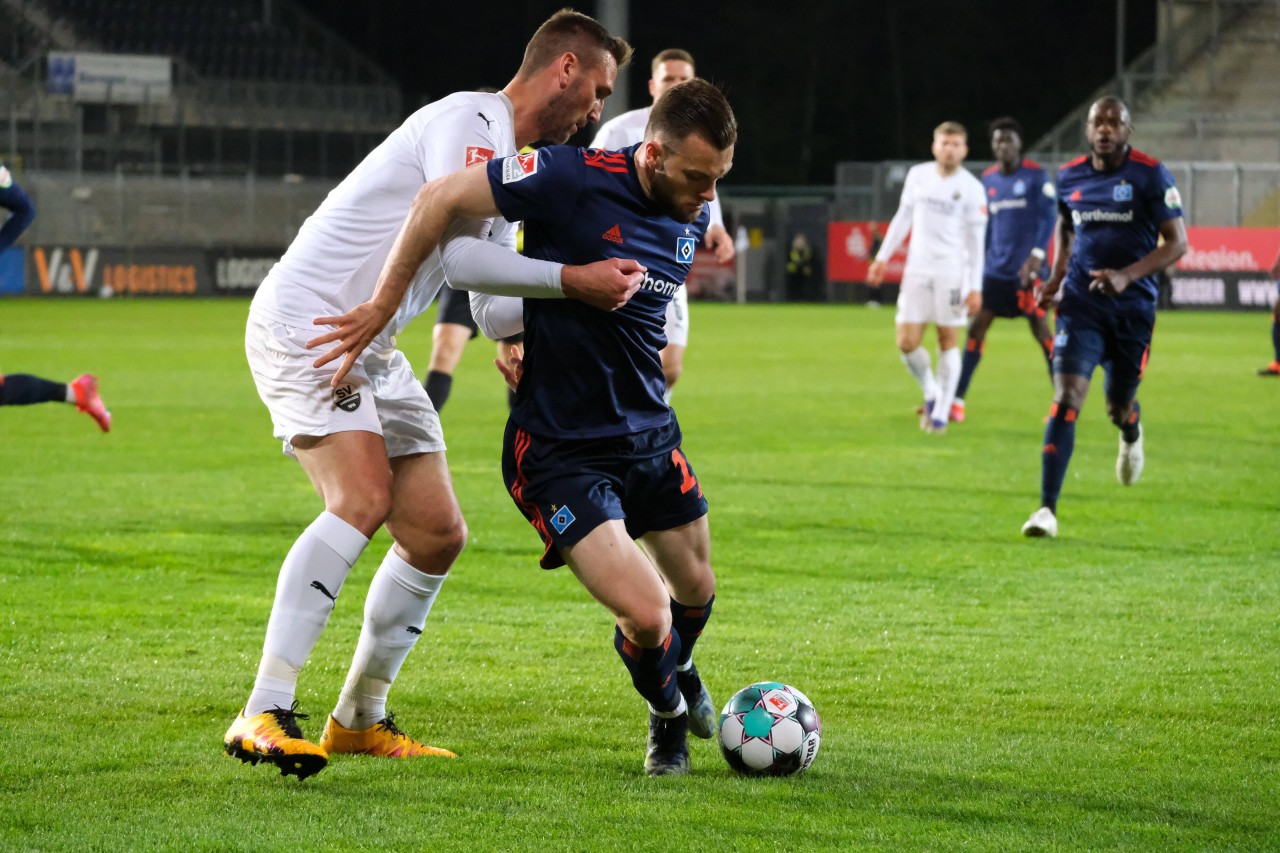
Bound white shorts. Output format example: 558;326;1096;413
664;287;690;347
245;313;446;459
895;271;969;327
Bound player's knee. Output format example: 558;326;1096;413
389;511;467;569
326;486;393;537
619;609;673;649
678;566;715;605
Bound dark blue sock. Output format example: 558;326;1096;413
1040;403;1078;513
1121;400;1141;443
0;374;66;406
1272;320;1280;361
423;370;452;411
955;339;983;400
669;596;714;667
613;626;682;713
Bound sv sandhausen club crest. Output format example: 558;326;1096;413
334;384;361;412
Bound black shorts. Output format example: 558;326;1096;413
501;417;709;569
435;286;479;337
1053;293;1155;404
982;275;1044;319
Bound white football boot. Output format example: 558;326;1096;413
1116;424;1144;486
1021;506;1058;538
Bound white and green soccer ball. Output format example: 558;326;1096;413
718;681;821;776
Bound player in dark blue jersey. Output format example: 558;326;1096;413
323;79;735;776
1022;97;1187;538
951;118;1056;422
0;164;112;430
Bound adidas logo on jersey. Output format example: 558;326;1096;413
602;224;623;244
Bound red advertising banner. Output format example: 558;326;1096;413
827;221;908;283
1177;227;1280;273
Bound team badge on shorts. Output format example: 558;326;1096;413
676;236;696;264
334;384;361;412
549;505;576;533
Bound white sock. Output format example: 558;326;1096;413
933;347;962;421
901;347;938;402
332;550;446;730
244;512;369;716
649;694;689;718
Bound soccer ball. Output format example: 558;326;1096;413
718;681;821;776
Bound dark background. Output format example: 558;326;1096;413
296;1;1158;184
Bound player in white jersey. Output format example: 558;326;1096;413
225;10;641;781
590;49;736;400
868;121;987;434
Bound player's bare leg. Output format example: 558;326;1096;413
323;451;465;759
564;521;689;775
661;342;686;403
641;517;717;739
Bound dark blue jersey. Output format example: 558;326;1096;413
0;165;36;253
486;144;708;440
982;159;1055;281
1056;148;1182;304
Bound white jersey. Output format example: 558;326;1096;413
875;162;987;293
590;106;724;229
250;91;519;343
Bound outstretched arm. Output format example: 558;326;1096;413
1089;217;1188;297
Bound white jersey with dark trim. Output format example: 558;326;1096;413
251;91;518;341
876;162;988;292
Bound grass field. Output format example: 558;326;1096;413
1;298;1277;851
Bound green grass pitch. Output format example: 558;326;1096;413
1;298;1276;851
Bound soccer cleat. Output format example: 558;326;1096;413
644;711;690;776
677;664;716;740
949;401;965;423
1021;506;1058;538
320;712;456;759
70;374;111;432
1116;424;1144;486
925;417;947;434
918;399;935;431
223;703;328;780
1258;361;1280;376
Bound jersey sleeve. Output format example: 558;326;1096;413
875;168;915;262
589;119;629;151
964;181;989;294
413;103;503;182
485;146;584;231
1034;171;1056;252
1145;163;1184;224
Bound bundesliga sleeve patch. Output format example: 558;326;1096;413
501;151;539;184
465;146;495;166
1164;186;1182;210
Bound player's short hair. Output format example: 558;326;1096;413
933;121;967;139
988;116;1023;138
517;9;634;80
651;48;695;76
646;78;737;151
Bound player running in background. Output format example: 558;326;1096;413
0;165;112;431
226;10;640;780
951;117;1056;422
867;122;986;433
320;79;735;777
1258;248;1280;376
591;48;736;401
0;371;111;431
1022;97;1187;538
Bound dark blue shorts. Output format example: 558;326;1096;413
1053;294;1155;404
982;275;1044;319
501;417;709;569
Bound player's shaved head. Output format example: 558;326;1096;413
1088;96;1131;126
646;78;737;152
517;8;634;79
